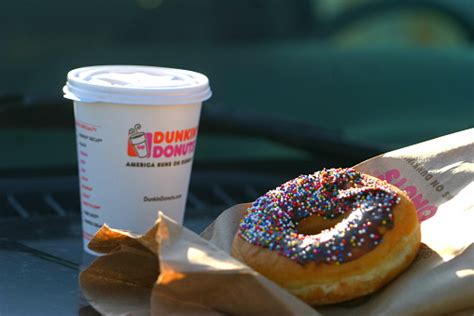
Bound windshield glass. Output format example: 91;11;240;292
1;0;473;171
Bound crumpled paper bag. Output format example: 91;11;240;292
80;128;474;315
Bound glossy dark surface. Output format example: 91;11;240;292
0;214;216;316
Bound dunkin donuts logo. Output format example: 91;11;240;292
127;123;197;159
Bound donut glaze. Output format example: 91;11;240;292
232;168;421;305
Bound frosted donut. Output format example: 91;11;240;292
231;168;421;305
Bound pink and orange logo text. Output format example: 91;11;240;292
128;124;197;159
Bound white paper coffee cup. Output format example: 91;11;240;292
63;65;212;254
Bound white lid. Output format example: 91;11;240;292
63;65;212;105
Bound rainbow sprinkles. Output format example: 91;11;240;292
238;168;401;265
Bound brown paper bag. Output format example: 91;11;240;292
80;128;474;315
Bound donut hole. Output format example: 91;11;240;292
297;213;349;235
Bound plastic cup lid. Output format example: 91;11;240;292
63;65;212;105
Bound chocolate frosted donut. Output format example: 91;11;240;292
232;168;421;305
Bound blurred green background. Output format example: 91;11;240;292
1;0;473;171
